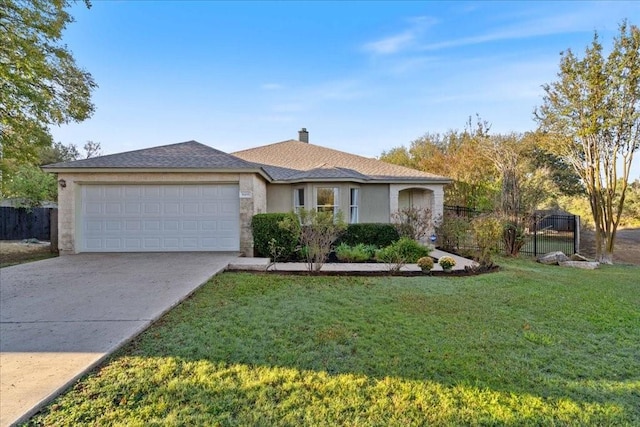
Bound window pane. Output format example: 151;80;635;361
294;188;304;208
317;188;335;207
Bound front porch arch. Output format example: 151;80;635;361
389;184;444;221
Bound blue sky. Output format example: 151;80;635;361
53;1;640;178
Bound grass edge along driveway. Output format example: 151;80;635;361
26;259;640;426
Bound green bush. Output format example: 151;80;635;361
336;223;399;248
334;243;376;262
435;211;472;252
375;237;431;271
251;213;299;260
471;214;503;266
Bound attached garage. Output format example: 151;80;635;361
79;184;240;252
43;141;269;255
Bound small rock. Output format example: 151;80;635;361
570;253;589;262
537;251;570;265
559;261;600;270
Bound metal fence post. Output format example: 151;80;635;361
574;216;580;254
533;213;538;257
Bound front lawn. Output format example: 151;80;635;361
27;259;640;426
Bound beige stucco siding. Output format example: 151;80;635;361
360;184;390;222
266;184;293;213
56;172;266;256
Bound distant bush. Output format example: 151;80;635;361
334;243;376;262
251;213;298;260
336;223;399;248
375;237;431;271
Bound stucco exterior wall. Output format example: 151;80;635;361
56;172;266;256
266;184;293;213
360;184;390;223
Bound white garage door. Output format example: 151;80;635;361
80;184;240;252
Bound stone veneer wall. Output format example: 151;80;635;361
56;172;267;256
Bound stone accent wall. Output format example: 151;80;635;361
56;172;267;255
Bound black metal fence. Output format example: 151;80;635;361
442;205;579;257
0;207;53;241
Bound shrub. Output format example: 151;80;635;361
251;213;298;260
391;206;434;241
435;211;472;252
417;256;434;271
375;237;431;271
336;223;399;248
280;209;347;272
334;243;376;262
470;214;503;266
438;256;456;270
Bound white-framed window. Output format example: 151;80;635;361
349;188;359;223
316;187;339;216
294;187;305;213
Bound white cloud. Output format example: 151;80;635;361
362;16;437;55
419;5;630;51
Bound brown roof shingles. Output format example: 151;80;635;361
232;139;449;182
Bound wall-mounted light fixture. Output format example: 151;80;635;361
58;179;66;188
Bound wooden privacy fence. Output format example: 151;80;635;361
442;205;580;257
0;207;54;241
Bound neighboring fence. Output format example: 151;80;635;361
442;205;579;257
0;207;53;241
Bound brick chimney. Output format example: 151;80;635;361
298;128;309;143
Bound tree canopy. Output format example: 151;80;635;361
0;0;96;167
535;21;640;263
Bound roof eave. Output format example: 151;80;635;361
43;167;274;182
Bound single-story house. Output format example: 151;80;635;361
43;129;450;255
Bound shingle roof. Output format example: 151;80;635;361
232;140;449;182
43;140;261;170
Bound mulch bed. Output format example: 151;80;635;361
233;265;500;277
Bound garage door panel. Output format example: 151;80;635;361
144;187;162;198
143;220;161;231
124;187;142;198
125;203;141;214
80;184;239;252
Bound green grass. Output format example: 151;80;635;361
27;259;640;426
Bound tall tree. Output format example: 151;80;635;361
478;133;552;256
536;21;640;264
0;0;96;168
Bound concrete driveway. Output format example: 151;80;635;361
0;252;236;427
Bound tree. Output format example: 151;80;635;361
38;140;101;165
4;163;56;207
380;117;499;210
478;133;552;256
0;0;96;168
536;21;640;264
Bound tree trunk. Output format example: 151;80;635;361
598;250;613;265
